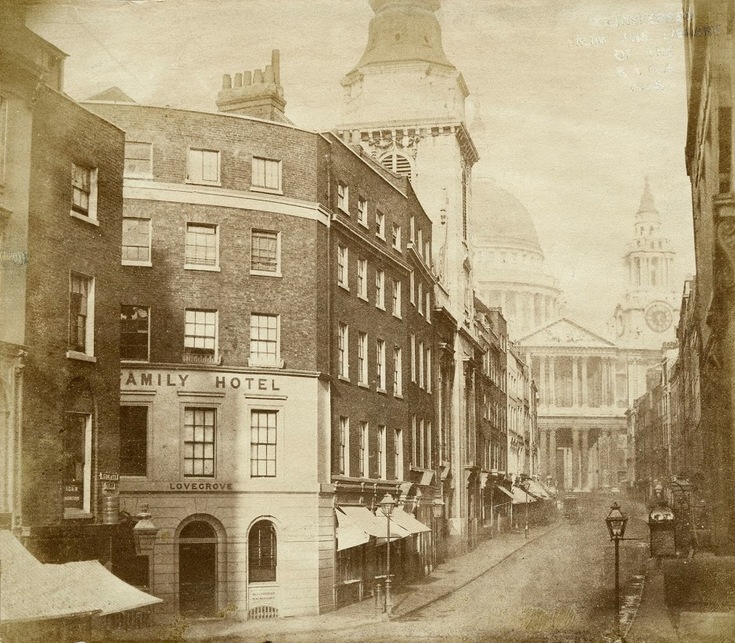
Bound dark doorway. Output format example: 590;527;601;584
178;520;217;616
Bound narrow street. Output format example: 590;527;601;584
259;495;649;643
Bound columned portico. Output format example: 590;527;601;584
571;428;580;490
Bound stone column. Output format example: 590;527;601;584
539;429;548;479
581;358;588;406
548;428;557;486
539;356;547;406
572;357;579;407
572;428;580;490
548;357;556;407
606;358;614;406
581;428;589;491
602;429;611;488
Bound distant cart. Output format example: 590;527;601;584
563;495;579;521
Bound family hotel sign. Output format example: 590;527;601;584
121;370;282;392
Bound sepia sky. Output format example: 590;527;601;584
27;0;696;335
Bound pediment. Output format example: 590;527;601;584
519;318;616;348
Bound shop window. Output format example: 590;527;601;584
251;410;277;477
183;407;215;477
63;412;92;518
120;405;148;476
249;520;277;582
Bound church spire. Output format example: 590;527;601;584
352;0;454;72
635;176;661;230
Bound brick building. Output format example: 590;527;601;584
83;50;445;617
682;0;735;554
0;8;126;563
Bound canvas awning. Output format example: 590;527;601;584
335;508;371;551
525;479;552;500
495;485;514;501
338;506;409;541
390;509;431;535
511;486;537;504
0;530;162;625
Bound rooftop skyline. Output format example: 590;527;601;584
27;0;696;335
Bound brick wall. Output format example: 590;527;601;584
23;86;124;528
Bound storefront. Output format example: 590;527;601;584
119;366;334;620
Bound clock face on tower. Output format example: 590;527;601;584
645;303;673;333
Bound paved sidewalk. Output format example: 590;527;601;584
112;521;561;642
625;558;680;643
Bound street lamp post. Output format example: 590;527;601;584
605;501;629;641
432;498;445;569
378;493;396;615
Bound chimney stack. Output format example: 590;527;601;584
216;49;287;123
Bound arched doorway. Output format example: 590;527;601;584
178;520;217;616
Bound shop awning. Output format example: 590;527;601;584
0;530;162;625
495;485;514;500
390;509;431;535
525;479;553;499
47;560;163;615
511;486;537;504
338;506;408;541
335;508;371;551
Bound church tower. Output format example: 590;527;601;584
613;178;679;349
338;0;478;327
338;0;480;551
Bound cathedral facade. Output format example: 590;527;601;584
472;175;680;492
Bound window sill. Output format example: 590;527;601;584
376;234;386;242
70;211;99;226
357;219;368;228
66;351;97;363
377;388;387;395
337;206;350;216
392;313;402;320
357;294;368;302
358;382;369;389
186;179;221;187
376;305;386;312
63;511;94;521
250;270;282;278
121;358;150;364
338;375;351;383
394;393;404;399
122;260;152;267
251;185;283;196
338;283;350;292
247;358;285;368
184;264;221;272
